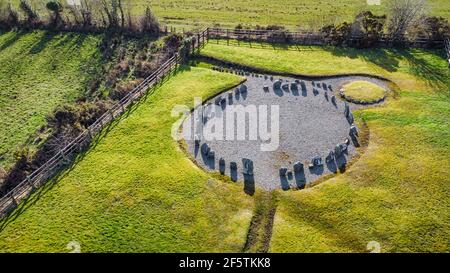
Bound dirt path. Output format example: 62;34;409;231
243;191;278;253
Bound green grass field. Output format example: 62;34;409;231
0;66;255;252
0;35;448;252
200;40;449;252
11;0;450;30
0;30;102;170
341;80;387;103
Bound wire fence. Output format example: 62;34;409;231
0;28;209;219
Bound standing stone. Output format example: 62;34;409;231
324;91;329;100
207;150;215;160
273;80;282;90
279;167;288;176
310;156;323;167
230;162;237;170
350;124;359;137
240;84;248;93
326;151;335;163
201;144;210;155
312;81;315;87
334;144;342;157
263;85;270;92
290;82;298;91
322;83;327;90
219;158;225;174
215;96;223;106
347;111;354;124
282;83;290;92
344;102;350;117
331;95;336;104
242;158;254;175
293;161;304;173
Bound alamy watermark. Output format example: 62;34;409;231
172;97;280;151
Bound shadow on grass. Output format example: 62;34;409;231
280;193;368;252
210;39;318;52
0;65;185;231
0;30;27;52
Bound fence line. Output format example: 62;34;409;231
445;38;450;67
0;28;209;219
207;27;445;48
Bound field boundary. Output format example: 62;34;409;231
445;38;450;67
207;27;445;48
0;29;209;219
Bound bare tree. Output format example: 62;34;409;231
387;0;428;42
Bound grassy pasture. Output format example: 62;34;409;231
341;80;387;103
0;30;102;170
0;66;255;252
0;33;448;252
10;0;450;30
200;40;450;252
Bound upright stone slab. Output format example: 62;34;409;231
331;95;336;104
240;84;248;93
273;80;282;90
326;151;335;163
230;162;237;169
310;156;323;167
219;158;225;174
215;96;223;106
207;150;215;160
290;82;298;91
350;125;359;137
347;111;354;124
201;144;210;155
242;158;254;175
279;167;288;176
293;161;304;173
263;85;270;92
344;102;350;117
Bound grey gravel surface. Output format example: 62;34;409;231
182;72;388;191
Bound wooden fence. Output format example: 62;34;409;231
0;28;209;219
445;38;450;67
207;27;445;48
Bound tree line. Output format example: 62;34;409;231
0;0;160;35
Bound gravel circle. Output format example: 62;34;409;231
182;72;388;191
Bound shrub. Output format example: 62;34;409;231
352;11;386;47
409;16;450;41
140;6;159;35
19;0;39;26
46;1;64;27
163;33;183;53
321;22;352;45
